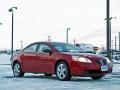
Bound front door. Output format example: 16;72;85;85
35;44;54;73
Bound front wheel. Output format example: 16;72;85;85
13;62;24;77
56;61;71;81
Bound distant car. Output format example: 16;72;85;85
112;52;120;60
11;42;112;81
96;51;107;57
96;50;120;60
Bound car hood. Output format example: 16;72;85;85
61;52;105;59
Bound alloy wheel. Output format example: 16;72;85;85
13;62;24;77
56;61;71;81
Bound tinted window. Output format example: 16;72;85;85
24;44;38;52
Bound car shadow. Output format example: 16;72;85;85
24;74;57;80
70;76;112;82
2;74;111;82
3;74;57;80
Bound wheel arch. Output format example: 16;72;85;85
12;60;20;69
54;59;70;74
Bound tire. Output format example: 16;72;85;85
44;74;52;76
56;61;71;81
13;62;24;77
91;76;103;80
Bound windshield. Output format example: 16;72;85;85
51;42;84;53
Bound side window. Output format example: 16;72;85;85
24;44;38;53
55;46;63;52
65;46;76;52
37;44;51;53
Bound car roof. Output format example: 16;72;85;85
31;41;68;45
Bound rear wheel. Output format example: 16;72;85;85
91;76;103;80
56;61;71;81
13;62;24;77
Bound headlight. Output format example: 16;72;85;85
105;57;111;63
72;56;92;63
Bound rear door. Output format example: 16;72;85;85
20;43;38;72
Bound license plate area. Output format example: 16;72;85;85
101;66;108;71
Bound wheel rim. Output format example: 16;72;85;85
57;63;67;79
13;63;20;76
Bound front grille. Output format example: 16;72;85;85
88;70;102;74
88;70;110;74
94;59;107;65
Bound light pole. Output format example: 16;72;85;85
111;40;113;50
106;0;116;60
114;36;117;50
66;28;70;43
106;0;111;60
20;41;23;49
119;32;120;51
48;36;51;42
8;7;17;59
74;38;76;45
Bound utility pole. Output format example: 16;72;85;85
119;32;120;51
106;0;111;60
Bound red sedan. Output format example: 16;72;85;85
11;42;112;81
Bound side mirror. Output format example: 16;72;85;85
43;49;52;55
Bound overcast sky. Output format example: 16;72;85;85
0;0;120;50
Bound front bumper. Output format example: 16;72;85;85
70;61;113;77
83;68;112;77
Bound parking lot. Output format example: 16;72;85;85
0;54;120;90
